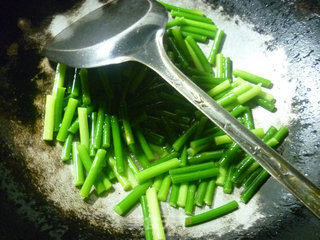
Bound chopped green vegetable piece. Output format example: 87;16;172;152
61;133;73;161
136;127;155;160
185;36;212;73
53;87;66;132
170;162;215;175
80;149;107;198
204;179;216;206
181;31;207;43
102;114;111;148
169;184;180;207
171;168;219;184
181;26;215;38
185;200;239;226
208;29;224;64
223;165;235;194
194;180;208;206
111;115;125;174
146;187;166;240
188;150;224;164
78;107;90;150
76;143;107;194
177;183;188;208
171;10;212;23
158;175;172;201
214;128;264;145
93;106;104;149
57;98;78;142
185;183;197;215
158;1;204;16
114;181;152;216
43;95;55;141
137;158;180;184
172;121;198;151
240;170;270;203
140;195;153;240
79;68;91;105
72;142;85;187
52;63;67;95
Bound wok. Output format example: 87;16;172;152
0;0;319;239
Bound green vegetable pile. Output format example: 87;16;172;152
42;1;288;239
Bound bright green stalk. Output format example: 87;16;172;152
172;121;198;151
53;87;66;132
185;183;197;215
194;181;208;206
181;18;217;31
158;1;204;15
170;28;192;63
93;106;104;149
136;127;155;160
171;10;212;23
240;170;270;203
137;158;180;184
204;179;216;206
111;115;125;174
214;128;264;145
153;175;164;192
185;36;212;73
79;68;91;106
185;200;239;227
89;112;97;157
72;142;85;187
158;175;172;201
180;26;215;39
233;69;273;88
56;98;78;142
80;149;107;198
180;146;188;167
76;143;106;195
102;114;111;148
114;181;152;216
108;155;132;191
216;53;224;77
181;31;207;43
223;165;235;194
188;150;224;164
52;63;67;95
208;29;224;64
171;168;219;184
169;184;180;207
61;133;73;161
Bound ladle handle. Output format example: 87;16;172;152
134;30;320;218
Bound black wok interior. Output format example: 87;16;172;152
0;0;319;239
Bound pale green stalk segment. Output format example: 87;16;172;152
177;183;188;208
43;95;55;141
146;187;166;240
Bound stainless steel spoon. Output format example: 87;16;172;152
43;0;320;218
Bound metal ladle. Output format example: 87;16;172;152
43;0;320;218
